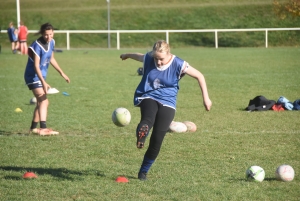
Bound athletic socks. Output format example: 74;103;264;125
139;155;155;173
30;121;38;129
30;121;47;129
40;121;47;129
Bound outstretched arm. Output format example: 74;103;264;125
50;52;70;83
120;53;144;62
185;65;212;111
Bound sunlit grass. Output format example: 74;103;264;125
0;47;299;200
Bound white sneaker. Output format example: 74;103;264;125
38;128;59;136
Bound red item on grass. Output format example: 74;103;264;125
115;176;129;183
272;104;285;111
23;172;38;179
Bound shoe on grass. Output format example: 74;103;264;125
138;172;147;181
136;124;149;149
29;128;39;134
38;128;59;136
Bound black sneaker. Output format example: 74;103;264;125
136;124;149;149
138;172;147;181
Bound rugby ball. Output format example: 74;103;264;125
246;165;265;182
112;108;131;127
183;121;197;132
275;164;295;182
30;97;37;105
169;121;187;133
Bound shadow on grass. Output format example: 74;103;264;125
233;177;277;182
264;177;278;181
0;130;12;135
0;166;105;180
238;107;248;111
0;130;28;136
3;176;22;180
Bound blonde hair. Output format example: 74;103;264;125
151;40;170;56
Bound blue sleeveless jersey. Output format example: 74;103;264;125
24;39;55;85
7;27;17;42
134;53;187;109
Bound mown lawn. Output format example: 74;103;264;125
0;47;299;200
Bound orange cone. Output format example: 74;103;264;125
23;172;38;179
115;176;129;183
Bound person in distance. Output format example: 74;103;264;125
18;21;29;55
7;22;19;54
120;40;212;180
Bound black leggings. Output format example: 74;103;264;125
138;99;175;160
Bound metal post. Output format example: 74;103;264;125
117;31;120;50
166;31;169;44
67;31;70;50
16;0;20;26
265;29;268;48
215;30;218;49
107;0;111;48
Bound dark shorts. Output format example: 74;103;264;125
27;81;42;90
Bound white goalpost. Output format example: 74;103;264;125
16;0;20;27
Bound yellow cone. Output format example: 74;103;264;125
15;108;22;112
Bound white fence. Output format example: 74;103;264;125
2;28;300;50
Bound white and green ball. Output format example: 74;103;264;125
112;107;131;127
275;164;295;182
246;166;265;182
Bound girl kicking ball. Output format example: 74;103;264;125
120;40;212;180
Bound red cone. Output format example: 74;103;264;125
115;176;129;183
23;172;38;179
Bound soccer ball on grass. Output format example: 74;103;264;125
30;97;37;105
275;164;295;182
246;165;265;182
112;108;131;127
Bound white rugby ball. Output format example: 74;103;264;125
183;121;197;132
275;164;295;182
30;97;37;105
112;108;131;127
246;165;265;182
169;121;187;133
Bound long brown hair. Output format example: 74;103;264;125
36;22;54;35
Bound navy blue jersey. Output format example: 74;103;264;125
134;52;188;109
24;38;55;85
7;27;17;42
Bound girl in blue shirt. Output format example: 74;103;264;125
24;23;70;136
120;40;212;180
7;22;19;54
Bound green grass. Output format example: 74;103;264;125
1;0;300;49
0;47;299;200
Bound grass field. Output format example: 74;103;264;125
0;47;299;200
1;0;300;48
